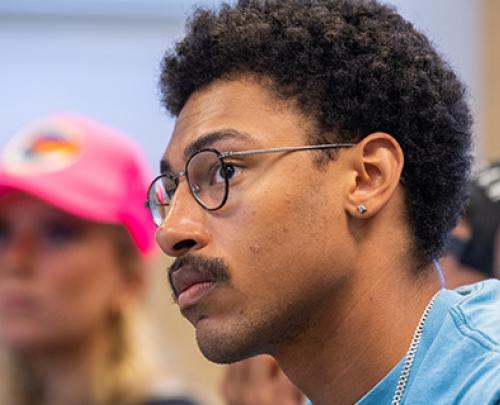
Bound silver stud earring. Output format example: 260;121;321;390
357;203;367;215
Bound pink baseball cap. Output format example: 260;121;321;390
0;113;156;256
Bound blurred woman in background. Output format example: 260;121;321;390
0;114;198;405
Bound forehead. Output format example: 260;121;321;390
0;193;77;225
0;193;60;215
164;78;312;165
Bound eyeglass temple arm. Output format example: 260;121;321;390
222;143;355;158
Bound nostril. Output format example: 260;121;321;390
173;239;197;251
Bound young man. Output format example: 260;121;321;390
147;1;500;403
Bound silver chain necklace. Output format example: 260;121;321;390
391;291;440;405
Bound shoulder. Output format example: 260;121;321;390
404;281;500;404
451;279;500;351
418;280;500;403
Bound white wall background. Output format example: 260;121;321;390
0;0;482;171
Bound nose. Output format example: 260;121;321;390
156;182;210;257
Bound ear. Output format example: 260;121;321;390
345;132;404;218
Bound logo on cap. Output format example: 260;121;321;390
1;119;84;176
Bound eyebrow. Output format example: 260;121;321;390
160;129;254;174
160;159;172;174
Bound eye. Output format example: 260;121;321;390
42;222;82;246
213;163;241;184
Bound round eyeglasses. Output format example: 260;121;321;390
145;143;354;227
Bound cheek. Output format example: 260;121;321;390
32;249;121;341
215;178;347;295
0;250;122;349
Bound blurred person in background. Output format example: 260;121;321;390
0;114;198;405
443;160;500;288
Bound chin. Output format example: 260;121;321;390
194;317;264;364
0;322;65;352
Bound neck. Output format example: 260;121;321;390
273;258;441;405
14;326;111;405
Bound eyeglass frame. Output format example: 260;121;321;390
145;143;355;225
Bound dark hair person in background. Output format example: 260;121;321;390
443;160;500;288
149;0;500;404
0;115;198;405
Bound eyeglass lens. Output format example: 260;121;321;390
186;150;228;209
148;150;228;225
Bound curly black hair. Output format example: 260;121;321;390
160;0;473;265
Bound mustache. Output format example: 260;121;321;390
167;254;231;301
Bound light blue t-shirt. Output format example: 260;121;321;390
308;279;500;404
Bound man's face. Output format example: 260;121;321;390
156;78;355;363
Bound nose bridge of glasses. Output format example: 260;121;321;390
166;170;191;209
173;170;187;184
165;170;188;199
160;177;201;228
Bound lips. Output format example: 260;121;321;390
171;265;215;299
168;256;230;314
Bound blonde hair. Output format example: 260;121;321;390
0;226;159;405
94;305;157;405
